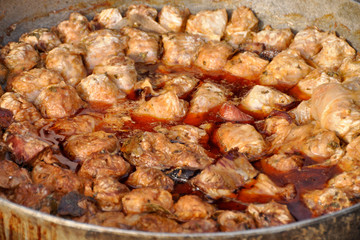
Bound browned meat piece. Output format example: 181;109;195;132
56;12;90;44
182;219;218;233
186;9;228;41
122;188;173;214
343;136;360;171
162;33;204;67
87;211;129;228
126;167;174;191
218;102;254;123
50;114;98;136
239;85;294;118
45;43;87;86
32;161;83;194
253;26;294;51
174;195;215;221
158;5;190;33
0;159;32;189
0;92;42;123
154;74;199;98
93;55;137;95
0;108;13;128
92;8;123;30
238;173;296;202
213;122;267;159
302;188;351;217
224;51;269;80
19;28;61;52
82;29;128;72
194;41;233;72
155;124;207;145
125;213;181;233
327;169;360;199
122;131;214;170
288;100;313;125
121;27;160;64
63;131;118;163
339;58;360;82
78;152;130;179
246;201;295;228
0;62;8;84
7;68;63;102
191;156;258;199
1;42;39;73
217;211;256;232
261;154;303;174
259;49;312;90
125;4;157;19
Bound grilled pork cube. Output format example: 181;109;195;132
328;169;360;199
214;122;266;159
302;188;351;217
224;51;269;80
0;159;32;189
76;74;126;106
217;211;256;232
50;114;98;136
56;12;90;44
0;92;42;123
154;74;199;98
78;152;130;179
182;219;218;233
63;131;118;163
194;41;233;72
7;68;63;102
45;43;87;86
174;195;215;221
126;167;174;191
339;58;360;82
313;33;356;71
288;100;313;125
125;213;181;233
259;49;312;90
93;55;137;95
261;154;303;173
191;156;258;199
1;42;39;73
158;5;190;33
19;28;61;52
121;27;160;64
162;33;204;67
92;8;123;30
155;124;207;144
122;188;173;214
185;9;228;41
246;201;295;228
34;81;85;119
125;4;157;19
239;85;294;117
253;26;294;51
82;29;128;72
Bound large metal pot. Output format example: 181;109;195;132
0;0;360;239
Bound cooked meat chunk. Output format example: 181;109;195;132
133;91;188;122
217;211;256;232
174;195;215;221
253;26;294;51
302;188;351;217
339;58;360;82
158;5;190;33
56;12;90;44
34;81;85;119
218;102;254;123
259;49;312;90
155;124;207;144
76;74;126;106
7;68;63;102
239;173;296;202
93;55;137;94
122;131;214;170
288;100;313;125
224;51;269;80
19;28;61;52
313;33;356;71
239;85;294;118
1;42;39;73
122;188;173;214
0;62;8;84
87;211;129;228
154;74;199;98
45;43;87;86
63;131;118;163
194;41;233;72
0;159;32;189
121;27;160;64
32;161;83;194
0;92;42;123
261;154;303;173
125;213;181;233
327;169;360;199
78;152;130;179
186;9;228;41
82;29;128;72
246;201;295;228
126;167;174;191
213;122;267;159
191;156;258;199
92;8;123;30
182;219;218;233
125;4;157;19
50;114;97;136
162;33;204;67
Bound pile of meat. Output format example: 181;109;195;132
0;3;359;233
